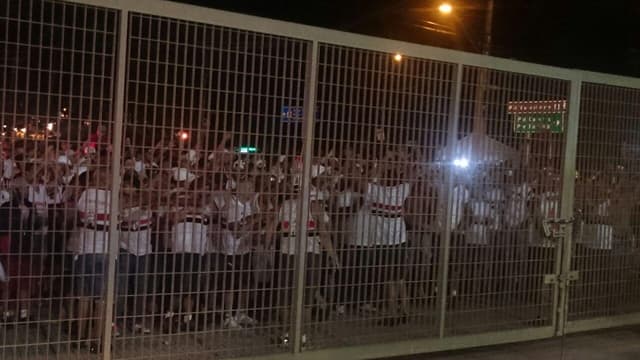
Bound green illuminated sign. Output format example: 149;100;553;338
513;113;564;133
508;100;566;134
236;146;258;153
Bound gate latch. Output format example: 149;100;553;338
544;271;580;286
543;217;574;239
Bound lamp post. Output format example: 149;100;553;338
437;1;494;54
439;0;495;137
482;0;494;55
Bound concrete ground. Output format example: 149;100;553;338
392;327;640;360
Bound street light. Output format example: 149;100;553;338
433;1;494;54
177;130;189;141
414;2;457;37
438;2;453;15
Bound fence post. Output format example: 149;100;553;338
436;63;464;337
292;40;320;353
102;8;129;360
554;75;582;336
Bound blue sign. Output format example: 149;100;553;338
281;106;304;122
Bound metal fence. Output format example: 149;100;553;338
1;1;640;359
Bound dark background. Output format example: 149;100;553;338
177;0;640;77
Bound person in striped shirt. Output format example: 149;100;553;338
67;167;112;352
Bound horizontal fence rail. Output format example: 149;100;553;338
0;0;639;359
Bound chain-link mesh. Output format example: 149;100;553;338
0;0;117;358
112;12;311;359
443;66;569;336
304;44;454;348
1;1;640;359
570;83;640;321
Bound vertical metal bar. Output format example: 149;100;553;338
102;8;129;360
437;63;463;338
555;76;582;336
292;40;319;353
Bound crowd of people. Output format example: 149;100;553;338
0;122;636;352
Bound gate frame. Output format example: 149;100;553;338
554;76;582;337
59;0;640;358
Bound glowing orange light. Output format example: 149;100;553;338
393;53;402;62
439;3;453;14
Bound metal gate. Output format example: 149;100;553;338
565;83;640;334
1;1;640;360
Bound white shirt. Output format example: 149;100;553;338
279;198;328;255
0;179;10;206
349;182;410;247
505;182;533;228
211;192;258;255
0;190;10;206
469;199;501;231
120;206;153;256
580;199;613;250
3;159;17;179
68;188;111;254
27;184;64;217
595;199;610;218
171;213;209;255
450;185;470;230
365;182;410;215
539;192;560;220
335;190;357;209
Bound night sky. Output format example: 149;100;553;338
176;0;640;77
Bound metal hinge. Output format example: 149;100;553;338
542;217;574;238
544;271;579;286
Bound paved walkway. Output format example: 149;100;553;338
392;327;640;360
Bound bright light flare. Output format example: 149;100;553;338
393;53;402;62
453;157;469;168
438;2;453;14
46;123;54;131
178;131;189;141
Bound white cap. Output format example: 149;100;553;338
233;159;246;171
254;158;266;169
76;165;89;176
186;149;198;165
270;166;285;183
225;178;237;190
134;160;145;174
172;167;196;183
311;164;326;178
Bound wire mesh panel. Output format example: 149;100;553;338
444;66;570;336
114;12;310;359
0;0;118;358
303;44;455;349
569;83;640;321
7;0;640;359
